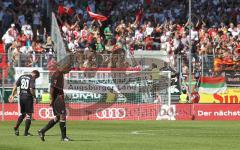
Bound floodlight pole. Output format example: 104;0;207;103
188;0;192;102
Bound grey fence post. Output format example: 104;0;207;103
1;68;5;121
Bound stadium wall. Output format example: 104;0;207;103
1;104;240;121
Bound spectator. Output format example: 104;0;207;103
43;36;54;57
1;0;51;67
32;7;42;37
2;28;15;60
12;42;22;66
104;24;113;41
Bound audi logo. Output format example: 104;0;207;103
96;108;126;119
38;108;69;119
39;108;55;119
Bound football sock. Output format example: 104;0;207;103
14;114;26;129
41;119;58;133
24;117;31;135
59;121;66;139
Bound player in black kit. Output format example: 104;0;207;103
9;70;40;136
38;59;72;142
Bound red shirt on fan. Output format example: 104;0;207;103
17;34;27;46
208;28;217;38
58;5;65;16
145;36;153;50
191;91;200;103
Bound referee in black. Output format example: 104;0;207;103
9;70;40;136
38;55;72;142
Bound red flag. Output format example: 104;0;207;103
64;7;75;16
191;91;200;103
58;5;75;16
86;6;107;21
58;5;65;16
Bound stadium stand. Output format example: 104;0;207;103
1;0;52;68
48;0;240;73
1;0;239;71
0;0;240;104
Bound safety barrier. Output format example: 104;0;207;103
1;103;240;121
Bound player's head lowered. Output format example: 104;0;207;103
57;54;74;74
58;63;72;74
31;70;40;79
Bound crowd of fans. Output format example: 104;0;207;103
49;0;240;73
0;0;240;74
1;0;54;68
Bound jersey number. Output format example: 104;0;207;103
21;79;29;89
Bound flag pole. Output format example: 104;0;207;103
188;0;192;102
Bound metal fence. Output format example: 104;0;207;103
0;53;56;68
1;52;222;83
0;52;170;85
0;52;168;68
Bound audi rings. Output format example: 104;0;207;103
39;108;55;119
96;108;126;119
38;108;70;119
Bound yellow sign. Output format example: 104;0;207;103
199;88;240;103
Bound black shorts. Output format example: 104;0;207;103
20;95;34;114
52;95;66;116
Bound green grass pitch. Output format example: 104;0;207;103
0;121;240;150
